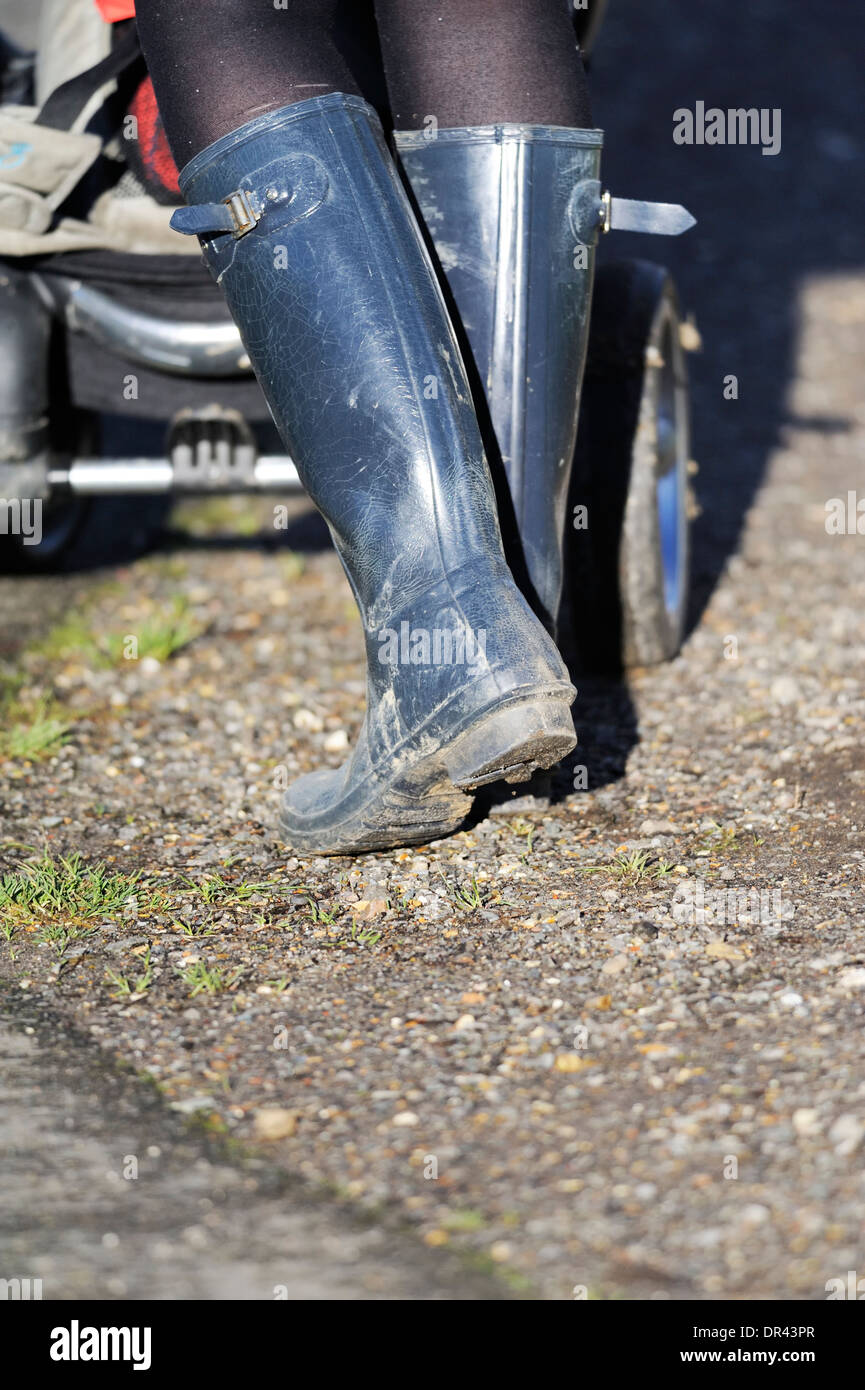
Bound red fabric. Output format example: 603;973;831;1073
94;1;136;19
90;1;180;197
129;74;181;196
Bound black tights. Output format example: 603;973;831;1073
135;0;592;168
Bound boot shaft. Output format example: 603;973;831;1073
394;125;603;629
173;94;507;618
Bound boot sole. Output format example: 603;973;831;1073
279;687;576;855
444;698;575;791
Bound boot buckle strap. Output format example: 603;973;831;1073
600;189;696;236
171;187;262;240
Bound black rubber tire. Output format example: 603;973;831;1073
565;258;692;673
0;494;172;574
0;415;171;574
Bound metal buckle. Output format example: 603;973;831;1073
224;189;259;239
600;189;612;234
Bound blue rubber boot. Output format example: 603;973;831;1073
171;94;576;854
393;125;694;815
394;124;605;636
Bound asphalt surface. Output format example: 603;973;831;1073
0;992;507;1299
1;0;864;1302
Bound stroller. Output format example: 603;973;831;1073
0;0;694;670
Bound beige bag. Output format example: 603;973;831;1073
0;0;196;257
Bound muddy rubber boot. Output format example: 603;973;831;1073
393;126;694;814
393;125;601;816
394;124;604;636
171;94;576;854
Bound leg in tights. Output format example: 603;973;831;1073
135;0;591;166
373;0;592;130
135;0;381;164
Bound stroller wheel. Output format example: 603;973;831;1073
20;496;85;565
566;258;693;672
0;493;171;574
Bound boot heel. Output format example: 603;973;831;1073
444;695;576;791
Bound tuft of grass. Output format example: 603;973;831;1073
697;821;739;853
170;495;265;538
0;853;167;927
106;949;153;999
342;922;381;946
0;853;139;918
38;921;98;956
306;897;338;925
170;874;285;936
1;703;71;760
177;960;245;997
173;918;217;938
103;597;207;664
511;817;537;859
180;873;268;907
439;874;491;913
33;595;205;668
610;849;656;881
0;675;72;761
278;552;306;583
442;1208;487;1233
578;850;675;884
136;556;189;583
30;612;108;667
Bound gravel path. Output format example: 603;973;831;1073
1;0;863;1301
0;991;507;1299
